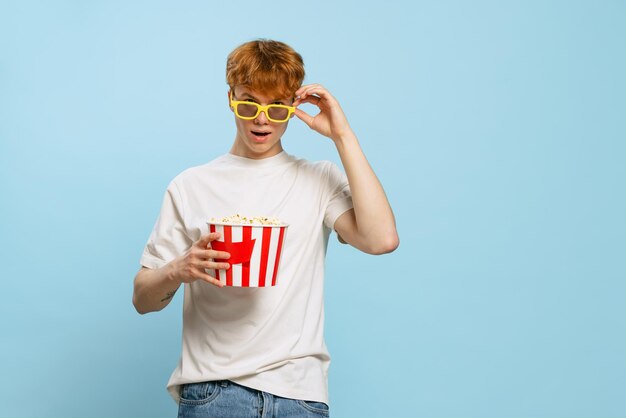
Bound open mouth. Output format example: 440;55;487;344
251;130;271;141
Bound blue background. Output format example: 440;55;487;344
1;1;624;417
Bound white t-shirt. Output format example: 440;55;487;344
140;151;353;404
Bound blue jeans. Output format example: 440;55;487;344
177;380;330;418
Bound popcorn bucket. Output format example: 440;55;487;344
207;222;288;287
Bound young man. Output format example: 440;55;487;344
133;39;398;417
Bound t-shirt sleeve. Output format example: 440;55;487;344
140;181;193;269
323;162;354;230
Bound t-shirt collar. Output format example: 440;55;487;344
223;151;291;168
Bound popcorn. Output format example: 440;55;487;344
207;215;289;287
209;214;284;226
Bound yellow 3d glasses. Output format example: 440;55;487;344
230;94;295;123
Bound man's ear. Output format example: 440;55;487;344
228;90;234;112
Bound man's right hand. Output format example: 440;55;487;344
167;232;231;288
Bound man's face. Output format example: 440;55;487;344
229;86;294;159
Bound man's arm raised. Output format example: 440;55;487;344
293;84;399;255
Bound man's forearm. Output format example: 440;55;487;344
133;265;182;314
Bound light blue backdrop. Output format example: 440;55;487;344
1;1;624;417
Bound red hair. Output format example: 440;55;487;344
226;39;305;99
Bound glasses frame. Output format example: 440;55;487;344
229;92;295;123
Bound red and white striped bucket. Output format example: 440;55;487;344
207;222;288;287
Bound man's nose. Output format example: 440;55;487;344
255;110;269;124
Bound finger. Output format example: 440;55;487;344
295;87;317;101
205;232;224;249
294;108;315;127
296;85;329;101
207;232;222;242
201;261;231;270
296;89;321;102
299;87;333;103
199;249;231;260
195;270;225;288
196;232;221;248
295;83;322;97
293;95;321;107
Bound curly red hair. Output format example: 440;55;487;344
226;39;305;99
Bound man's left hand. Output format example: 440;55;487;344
293;84;352;141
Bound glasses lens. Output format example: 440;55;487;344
267;106;289;122
236;103;259;118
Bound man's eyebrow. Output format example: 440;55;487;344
239;92;258;100
270;97;290;104
240;92;288;103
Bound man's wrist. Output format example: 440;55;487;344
332;128;357;145
333;130;358;149
163;261;182;286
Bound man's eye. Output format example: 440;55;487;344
245;99;257;103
